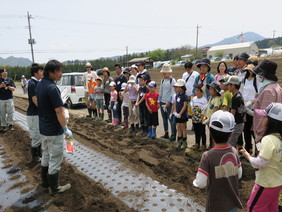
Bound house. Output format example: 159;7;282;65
126;57;154;69
207;42;259;59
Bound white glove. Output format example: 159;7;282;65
113;104;117;110
132;106;136;114
169;113;172;119
63;126;73;138
162;104;167;112
175;113;181;118
108;105;111;110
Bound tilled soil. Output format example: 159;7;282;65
11;96;256;211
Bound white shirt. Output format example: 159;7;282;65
190;96;208;111
121;91;129;107
236;71;246;82
182;70;199;96
83;71;98;89
241;78;258;102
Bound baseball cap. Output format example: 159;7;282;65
219;75;230;83
148;81;157;87
109;81;116;87
209;110;235;133
224;76;241;85
238;53;250;61
255;103;282;121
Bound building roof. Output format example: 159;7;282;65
128;57;153;63
208;42;255;52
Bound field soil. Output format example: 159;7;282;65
8;94;256;211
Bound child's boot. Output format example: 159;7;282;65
86;108;92;118
147;127;152;138
124;120;128;128
176;137;183;149
142;126;148;137
181;137;187;149
130;124;135;133
151;127;156;139
112;118;118;126
101;113;104;121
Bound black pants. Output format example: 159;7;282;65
117;96;122;123
139;104;148;127
123;106;129;121
104;93;111;114
193;122;206;146
244;113;254;152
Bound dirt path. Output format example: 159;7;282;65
10;96;256;211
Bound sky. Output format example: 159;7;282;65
0;0;281;63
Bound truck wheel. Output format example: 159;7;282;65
66;99;73;109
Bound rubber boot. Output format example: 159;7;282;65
37;145;42;158
181;137;187;149
48;172;71;196
31;147;41;163
41;166;49;188
112;118;118;126
93;109;98;119
151;127;156;139
106;110;112;123
176;137;183;149
101;113;104;121
130;124;135;133
86;108;92;118
142;126;147;137
124;120;129;128
161;132;169;139
147;127;152;138
134;124;139;133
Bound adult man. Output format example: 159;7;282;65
136;61;151;83
82;62;98;117
27;63;44;162
182;62;199;97
227;55;239;75
36;60;71;195
252;59;282;144
0;68;16;132
233;53;249;81
114;64;128;125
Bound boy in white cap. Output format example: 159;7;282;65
157;63;176;140
193;110;243;212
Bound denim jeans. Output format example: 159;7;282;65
111;101;119;118
41;134;64;175
160;102;176;136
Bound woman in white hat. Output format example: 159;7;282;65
157;63;177;140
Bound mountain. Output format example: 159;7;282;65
201;32;266;48
0;56;32;67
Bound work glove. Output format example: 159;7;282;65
169;113;173;119
132;106;136;114
174;113;181;118
63;126;73;138
113;104;117;110
161;104;167;112
108;105;111;110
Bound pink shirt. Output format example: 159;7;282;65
215;73;229;82
253;82;282;143
110;90;117;102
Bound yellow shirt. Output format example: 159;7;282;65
222;90;233;109
255;134;282;188
206;96;222;119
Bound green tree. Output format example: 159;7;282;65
147;49;166;61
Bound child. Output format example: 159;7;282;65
224;76;245;148
203;81;222;150
135;75;149;136
109;81;118;126
125;75;139;132
120;83;129;128
94;77;104;120
194;110;243;211
193;58;215;99
241;103;282;212
169;86;177;141
190;85;208;150
172;79;188;149
219;75;232;111
145;81;159;139
87;77;97;118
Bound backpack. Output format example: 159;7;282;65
161;78;173;84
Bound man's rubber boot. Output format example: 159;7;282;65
147;127;152;138
31;147;41;163
181;137;187;149
41;166;49;190
161;132;169;139
48;172;71;196
151;127;156;139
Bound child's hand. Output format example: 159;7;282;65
157;103;160;109
135;102;139;106
239;148;251;161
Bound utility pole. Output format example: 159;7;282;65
195;24;201;59
27;11;35;63
272;30;276;55
126;46;129;67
